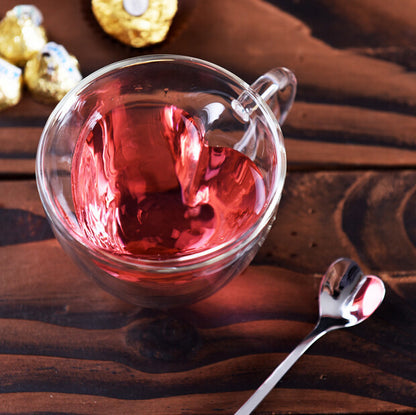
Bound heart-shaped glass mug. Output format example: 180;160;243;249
36;55;296;308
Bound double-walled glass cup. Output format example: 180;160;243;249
36;55;296;308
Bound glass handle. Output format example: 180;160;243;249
250;67;297;125
231;67;296;158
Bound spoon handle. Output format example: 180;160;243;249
234;324;327;415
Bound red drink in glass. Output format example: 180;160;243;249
71;102;267;262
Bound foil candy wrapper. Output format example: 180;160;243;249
24;42;82;104
92;0;177;48
0;5;47;67
0;57;23;111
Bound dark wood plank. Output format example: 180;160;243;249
0;390;412;415
259;170;416;273
1;0;416;175
272;0;416;50
6;167;416;274
1;238;415;412
0;0;415;114
1;179;415;413
5;103;416;175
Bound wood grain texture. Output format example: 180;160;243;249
1;0;416;173
0;238;415;413
258;170;416;273
1;0;416;413
1;178;415;413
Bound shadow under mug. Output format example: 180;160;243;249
36;54;296;308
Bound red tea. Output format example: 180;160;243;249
71;102;267;258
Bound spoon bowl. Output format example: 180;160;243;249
235;257;385;415
318;258;386;329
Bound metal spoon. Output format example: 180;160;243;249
235;258;385;415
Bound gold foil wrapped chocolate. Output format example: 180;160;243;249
92;0;177;48
0;5;47;67
0;57;23;111
24;42;82;104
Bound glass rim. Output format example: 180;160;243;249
36;53;287;274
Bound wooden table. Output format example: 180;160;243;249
1;0;415;413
